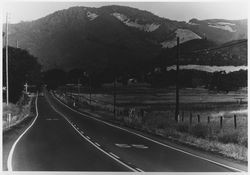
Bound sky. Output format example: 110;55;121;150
1;0;248;24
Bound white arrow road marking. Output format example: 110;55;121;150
115;144;131;148
52;93;245;172
47;97;138;172
132;144;149;149
46;118;59;121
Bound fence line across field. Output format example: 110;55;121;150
58;92;245;130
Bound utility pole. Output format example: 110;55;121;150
89;75;92;105
78;78;80;100
175;37;180;122
6;13;9;106
113;76;117;119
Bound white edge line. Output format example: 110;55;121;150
95;142;101;147
52;93;244;172
47;95;138;172
136;168;144;172
109;152;120;159
7;93;39;171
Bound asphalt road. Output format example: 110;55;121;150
9;90;241;172
11;95;130;171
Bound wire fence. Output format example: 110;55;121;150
55;91;247;131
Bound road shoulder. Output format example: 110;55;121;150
52;92;247;172
2;95;38;171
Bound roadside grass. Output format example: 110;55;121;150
2;94;33;130
140;111;247;161
55;90;248;162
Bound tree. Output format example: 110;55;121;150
43;69;67;90
3;47;42;103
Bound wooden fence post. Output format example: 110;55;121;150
189;112;192;125
234;114;237;129
197;114;200;123
220;116;223;129
207;116;210;124
182;111;184;122
8;113;11;128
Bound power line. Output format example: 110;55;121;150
182;39;247;55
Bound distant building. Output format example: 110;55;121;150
127;78;137;85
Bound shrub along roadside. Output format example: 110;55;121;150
3;94;34;131
55;91;248;162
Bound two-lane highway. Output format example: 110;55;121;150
48;91;239;172
9;94;133;171
8;90;244;172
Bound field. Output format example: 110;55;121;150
57;86;247;161
69;87;246;113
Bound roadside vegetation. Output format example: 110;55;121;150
54;86;247;162
3;93;35;131
3;46;41;103
2;46;41;131
141;111;247;161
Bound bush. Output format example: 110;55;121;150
218;132;239;144
157;123;165;129
239;137;248;147
177;123;189;133
190;124;209;138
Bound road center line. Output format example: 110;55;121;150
136;168;144;172
115;144;131;148
109;152;120;159
132;144;148;149
7;93;39;171
47;95;138;172
95;142;101;147
52;92;244;172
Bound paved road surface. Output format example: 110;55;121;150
9;90;241;171
11;95;130;171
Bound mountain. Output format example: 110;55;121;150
5;5;247;71
156;39;247;67
187;18;247;43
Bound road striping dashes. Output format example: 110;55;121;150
47;96;138;172
132;144;149;149
115;144;131;148
109;152;120;159
136;168;144;172
52;93;244;172
95;142;101;147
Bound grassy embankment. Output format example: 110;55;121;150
55;87;247;161
2;93;35;131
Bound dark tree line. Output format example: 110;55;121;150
3;47;42;103
209;70;247;92
43;66;247;93
148;69;247;92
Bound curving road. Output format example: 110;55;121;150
8;90;244;172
